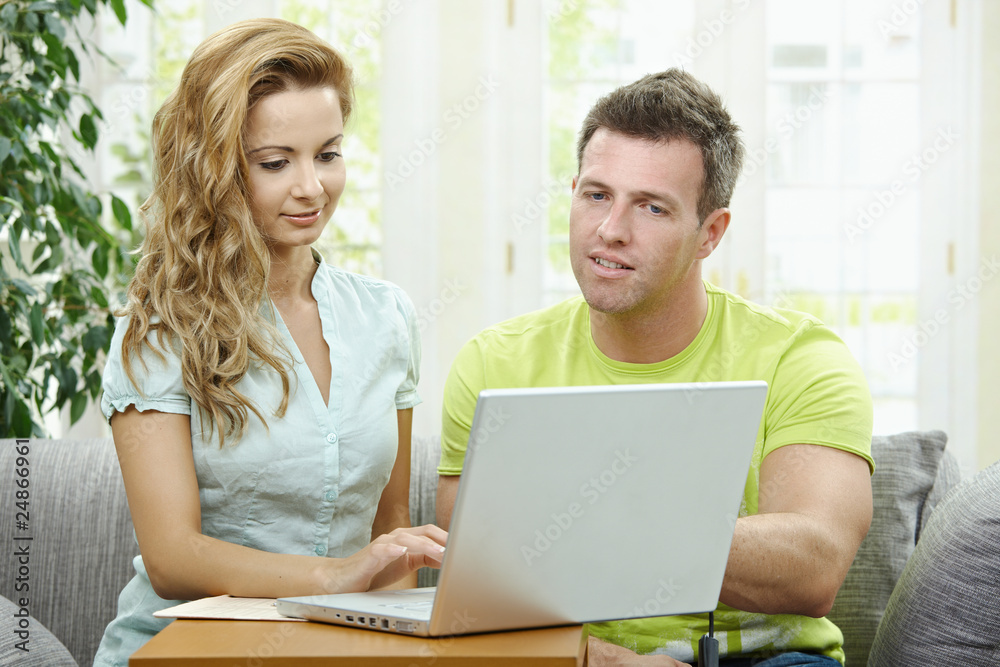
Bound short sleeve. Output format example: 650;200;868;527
762;323;875;471
100;316;192;421
393;287;422;410
438;336;486;475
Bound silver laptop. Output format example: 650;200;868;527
277;381;767;636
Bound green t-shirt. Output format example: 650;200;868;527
439;284;873;664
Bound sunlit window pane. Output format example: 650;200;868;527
764;0;922;433
841;83;919;186
765;83;840;185
543;0;695;304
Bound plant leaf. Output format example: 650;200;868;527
92;243;109;278
0;308;12;345
66;48;80;81
29;303;45;347
0;3;17;29
69;391;87;424
83;325;109;352
42;10;66;41
7;234;26;273
79;113;99;149
111;193;132;230
109;0;127;25
90;285;109;309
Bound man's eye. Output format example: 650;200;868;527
648;204;664;215
589;193;607;201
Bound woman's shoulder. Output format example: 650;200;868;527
101;312;190;420
315;262;416;313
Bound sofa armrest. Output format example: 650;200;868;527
0;594;78;666
827;430;963;667
868;460;1000;665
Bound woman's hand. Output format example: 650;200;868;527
317;524;448;594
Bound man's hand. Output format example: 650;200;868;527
587;637;692;666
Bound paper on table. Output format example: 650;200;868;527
153;595;307;621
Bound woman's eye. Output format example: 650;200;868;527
318;151;342;162
260;160;286;171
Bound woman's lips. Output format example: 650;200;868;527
283;209;321;225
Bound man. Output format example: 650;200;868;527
436;69;874;666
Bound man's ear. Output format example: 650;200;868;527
696;208;731;260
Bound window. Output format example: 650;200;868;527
95;0;385;277
763;0;925;433
539;0;976;456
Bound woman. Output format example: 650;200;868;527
94;18;446;666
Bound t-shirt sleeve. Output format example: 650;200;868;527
437;336;487;476
100;316;192;421
762;322;875;472
392;287;422;410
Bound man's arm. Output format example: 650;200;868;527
436;475;461;531
720;443;873;617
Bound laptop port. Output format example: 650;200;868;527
370;617;377;627
358;616;366;624
346;615;354;622
381;619;389;629
396;621;414;633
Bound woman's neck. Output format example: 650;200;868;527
267;246;318;306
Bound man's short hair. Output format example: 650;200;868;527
576;68;745;222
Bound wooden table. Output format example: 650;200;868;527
129;619;588;666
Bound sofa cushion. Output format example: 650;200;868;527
410;434;442;588
0;593;78;665
827;430;961;667
0;438;137;666
867;460;1000;665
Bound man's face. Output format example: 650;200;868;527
569;128;717;318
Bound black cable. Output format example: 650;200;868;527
698;612;719;667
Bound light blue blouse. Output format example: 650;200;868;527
93;260;421;666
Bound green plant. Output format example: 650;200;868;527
0;0;152;437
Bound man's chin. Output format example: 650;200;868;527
580;290;637;316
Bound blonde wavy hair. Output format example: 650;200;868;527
119;18;354;445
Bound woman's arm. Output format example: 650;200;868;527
368;408;440;590
372;409;416;539
112;406;445;601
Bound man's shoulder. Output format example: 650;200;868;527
705;282;826;337
472;296;588;347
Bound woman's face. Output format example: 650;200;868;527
244;85;346;257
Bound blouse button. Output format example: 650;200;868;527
326;433;338;444
325;491;336;502
315;545;327;556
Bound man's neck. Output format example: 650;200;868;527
588;280;709;365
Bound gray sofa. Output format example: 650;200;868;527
0;431;979;666
0;435;442;666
